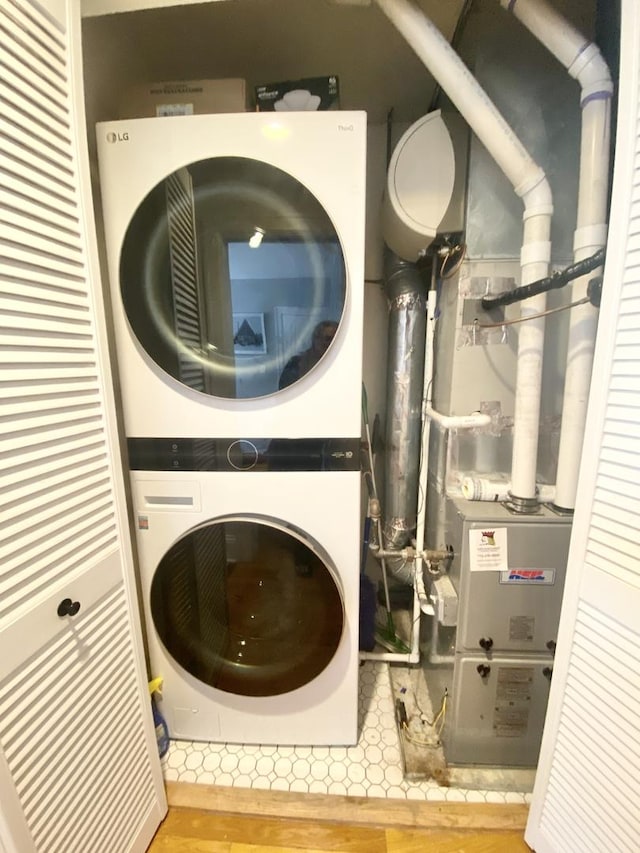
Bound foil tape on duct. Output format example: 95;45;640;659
383;254;427;580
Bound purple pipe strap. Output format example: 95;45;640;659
581;90;613;108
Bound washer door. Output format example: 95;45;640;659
150;518;344;697
120;157;346;399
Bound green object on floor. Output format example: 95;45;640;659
375;612;411;654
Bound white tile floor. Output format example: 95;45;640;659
161;661;533;804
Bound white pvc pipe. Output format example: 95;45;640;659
510;210;551;499
415;289;438;615
375;0;553;502
424;406;491;431
500;0;612;509
423;285;491;431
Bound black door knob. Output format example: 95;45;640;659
479;636;493;652
57;598;81;618
477;664;491;678
546;640;557;654
542;666;553;681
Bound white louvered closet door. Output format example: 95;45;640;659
526;3;640;851
0;0;166;850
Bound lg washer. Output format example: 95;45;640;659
96;112;366;439
129;437;361;745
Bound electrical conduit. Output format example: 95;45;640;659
500;0;613;511
375;0;553;505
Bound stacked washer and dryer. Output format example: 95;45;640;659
97;112;367;745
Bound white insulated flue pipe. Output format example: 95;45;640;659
500;0;613;511
375;0;553;502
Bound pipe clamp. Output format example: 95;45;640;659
573;224;608;254
520;241;552;267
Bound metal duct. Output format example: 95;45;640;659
383;251;427;565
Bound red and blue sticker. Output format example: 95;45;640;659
499;568;556;584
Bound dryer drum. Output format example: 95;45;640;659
150;518;345;697
119;156;346;399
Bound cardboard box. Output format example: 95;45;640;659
118;79;248;119
255;76;340;112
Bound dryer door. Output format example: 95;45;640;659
150;518;345;697
120;157;346;399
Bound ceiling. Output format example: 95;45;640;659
81;0;469;125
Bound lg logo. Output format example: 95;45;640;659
106;131;129;143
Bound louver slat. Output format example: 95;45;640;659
0;21;68;94
3;0;66;52
0;390;98;419
601;416;640;440
0;312;91;339
0;297;90;327
2;111;74;178
1;242;85;277
0;49;68;116
1;270;88;298
0;450;108;519
597;459;639;487
607;342;640;360
2;213;83;259
1;171;78;222
0;146;75;202
2;466;110;533
0;188;80;235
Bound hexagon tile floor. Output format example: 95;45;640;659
161;661;533;804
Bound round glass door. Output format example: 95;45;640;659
120;157;346;399
150;518;344;696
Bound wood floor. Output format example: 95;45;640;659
148;783;533;852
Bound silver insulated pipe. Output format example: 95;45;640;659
383;252;427;569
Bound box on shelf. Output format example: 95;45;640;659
118;79;248;119
255;76;340;112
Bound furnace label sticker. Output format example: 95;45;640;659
469;527;508;572
509;615;535;642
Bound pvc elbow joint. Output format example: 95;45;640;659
569;43;613;99
518;169;553;220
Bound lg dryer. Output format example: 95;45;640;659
96;112;367;439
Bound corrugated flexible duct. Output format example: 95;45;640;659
382;252;427;578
